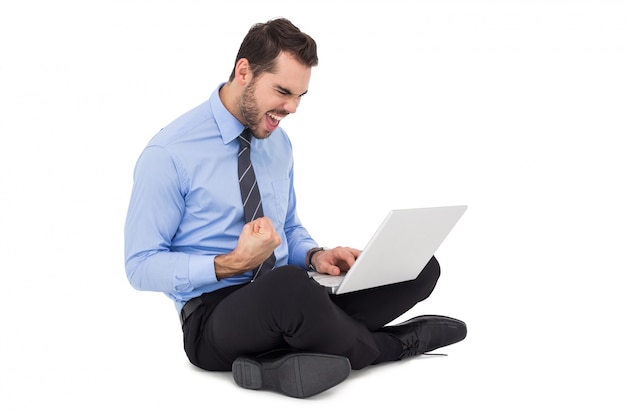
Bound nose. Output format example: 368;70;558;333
284;96;301;114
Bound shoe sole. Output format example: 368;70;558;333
232;353;351;398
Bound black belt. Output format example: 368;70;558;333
180;296;203;325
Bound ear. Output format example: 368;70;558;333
234;58;252;85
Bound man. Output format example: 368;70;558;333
124;17;467;398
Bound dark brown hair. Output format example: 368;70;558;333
228;18;318;81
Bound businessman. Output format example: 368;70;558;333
124;17;467;398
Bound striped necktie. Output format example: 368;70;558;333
237;128;276;279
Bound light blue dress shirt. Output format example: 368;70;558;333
124;84;318;314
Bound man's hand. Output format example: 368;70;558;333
311;246;362;276
215;217;281;279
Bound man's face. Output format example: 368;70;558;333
239;52;312;139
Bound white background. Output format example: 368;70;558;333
1;0;625;415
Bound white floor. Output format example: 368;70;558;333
1;1;624;415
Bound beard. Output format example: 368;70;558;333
239;80;268;139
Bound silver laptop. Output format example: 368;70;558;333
309;205;467;294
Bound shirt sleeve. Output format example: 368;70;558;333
284;168;317;268
124;145;218;294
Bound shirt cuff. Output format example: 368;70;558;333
188;254;218;288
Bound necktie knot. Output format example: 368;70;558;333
238;128;252;149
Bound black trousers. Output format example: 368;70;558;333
183;257;440;371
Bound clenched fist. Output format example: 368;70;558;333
214;217;281;279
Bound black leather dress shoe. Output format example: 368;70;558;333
384;315;467;359
232;351;351;398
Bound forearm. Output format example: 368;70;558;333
214;252;247;280
125;250;217;293
282;170;318;267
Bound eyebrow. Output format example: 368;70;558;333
275;85;308;98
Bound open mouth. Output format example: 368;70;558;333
266;111;286;131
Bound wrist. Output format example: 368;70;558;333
306;247;328;272
214;252;245;280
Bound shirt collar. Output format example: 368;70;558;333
209;82;245;144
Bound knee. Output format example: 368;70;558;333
256;265;318;295
260;265;309;287
258;265;328;305
415;256;441;300
424;256;441;279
